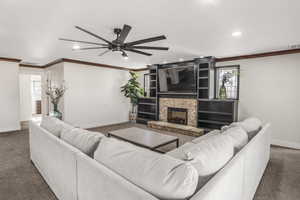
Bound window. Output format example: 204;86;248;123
215;65;240;100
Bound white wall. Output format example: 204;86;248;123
19;74;32;121
63;63;130;128
0;61;20;132
217;53;300;149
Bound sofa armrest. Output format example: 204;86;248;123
29;121;81;200
76;152;158;200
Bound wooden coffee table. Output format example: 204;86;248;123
107;127;179;152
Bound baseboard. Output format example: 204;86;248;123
271;139;300;150
0;126;21;133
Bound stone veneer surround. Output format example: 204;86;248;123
159;98;198;127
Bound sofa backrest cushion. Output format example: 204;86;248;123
222;126;248;151
94;137;199;200
191;130;221;144
168;135;234;177
224;117;262;139
61;128;104;157
40;116;73;137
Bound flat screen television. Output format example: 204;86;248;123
158;64;196;94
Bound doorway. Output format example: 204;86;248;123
19;74;42;127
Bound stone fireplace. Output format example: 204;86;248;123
159;98;198;127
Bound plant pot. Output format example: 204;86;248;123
50;103;63;120
129;112;137;122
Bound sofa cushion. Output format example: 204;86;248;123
94;137;198;200
61;128;104;157
223;117;262;139
40;116;72;137
192;130;221;144
222;126;248;150
239;117;262;139
167;134;234;177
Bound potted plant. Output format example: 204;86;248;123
45;82;66;120
121;71;144;121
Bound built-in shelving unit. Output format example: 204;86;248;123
136;65;158;125
197;99;238;129
197;58;214;99
149;67;157;97
136;97;157;124
136;57;239;129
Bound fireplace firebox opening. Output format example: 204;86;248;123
167;107;188;125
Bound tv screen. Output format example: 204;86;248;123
158;65;196;93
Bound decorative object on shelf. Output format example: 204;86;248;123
59;24;169;59
45;82;66;120
215;65;240;100
121;71;144;121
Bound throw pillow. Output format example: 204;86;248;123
61;128;104;156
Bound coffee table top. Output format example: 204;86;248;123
108;127;178;149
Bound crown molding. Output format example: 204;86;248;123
216;48;300;62
131;67;149;72
19;63;45;69
0;57;22;63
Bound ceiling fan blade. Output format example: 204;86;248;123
75;26;112;44
98;49;111;56
125;35;166;46
118;24;132;43
74;47;108;51
128;46;169;50
125;49;152;56
59;38;107;46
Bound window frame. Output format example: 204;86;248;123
214;65;240;100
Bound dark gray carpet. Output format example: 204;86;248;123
0;123;299;200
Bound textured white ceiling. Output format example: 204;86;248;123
0;0;299;68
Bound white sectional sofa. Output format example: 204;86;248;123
29;117;270;200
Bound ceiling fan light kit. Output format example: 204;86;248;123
59;24;169;58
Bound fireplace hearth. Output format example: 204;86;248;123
167;107;188;125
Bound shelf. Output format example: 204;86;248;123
198;110;232;116
149;73;156;75
139;97;156;99
199;68;209;71
138;111;156;116
198;87;209;89
150;87;156;89
138;102;156;106
198;99;237;102
198;119;230;125
150;80;156;82
198;77;208;79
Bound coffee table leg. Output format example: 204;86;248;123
176;139;179;148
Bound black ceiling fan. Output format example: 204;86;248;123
59;24;169;58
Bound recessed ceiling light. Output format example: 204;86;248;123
232;31;242;37
179;58;184;61
163;61;167;64
72;44;80;50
